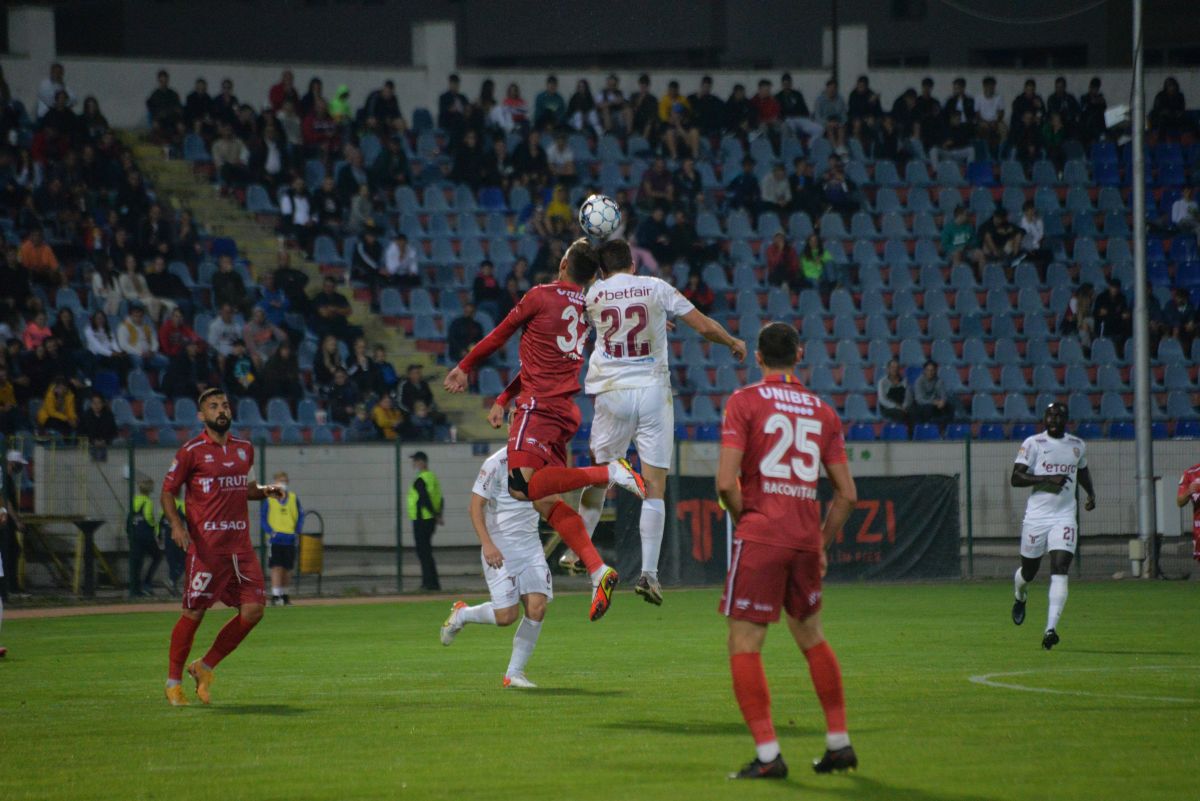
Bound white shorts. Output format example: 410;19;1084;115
482;554;553;609
1020;519;1079;559
590;384;674;469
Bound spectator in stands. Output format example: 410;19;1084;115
346;336;380;398
279;177;316;256
566;79;601;136
631;74;659;142
206;302;242;361
18;228;62;288
146;255;191;316
273;250;310;317
380;232;419;289
163;338;213;400
346;184;372;234
546;132;577;184
815;80;848;153
0;247;34;322
473;260;504;319
212;78;239;125
257;340;302;409
659;80;699;158
302;98;340;157
976;76;1006;152
776;73;820;139
276;98;302;149
0;365;23;436
639;156;674;210
451;128;486;189
1151;77;1189;137
158;307;202;358
146;70;183;144
668;208;710;267
21;311;51;351
360;79;405;135
727;157;761;212
118;303;168;371
438;74;469;143
534;76;566;130
497;276;522;319
978;207;1022;267
744;79;782;137
510;129;549;188
117;253;170;322
889;87;918;138
635;205;672;268
1017;201;1051;277
760;162;792;215
1172;185;1199;233
596;74;632;134
494;83;530;134
20;338;62;399
821;155;859;217
350;221;384;288
117;171;151;229
401;400;438;442
1059;282;1095;348
941;77;974;129
52;307;84;360
345;403;378;441
1042;112;1068;171
323;368;359;426
398;364;439;419
681;273;715;314
725;83;753;136
310;277;361;346
940;205;978;272
78;392;116;447
211;123;249;187
222;339;256;400
789;157;824;219
85;310;129;375
847;75;883;124
931;109;974;164
371;133;411;191
336;147;369;207
914;77;942;149
1012;79;1045;129
876;360;908;423
213;254;250;314
184;77;214;133
299;77;324;118
269;70;298;112
138;203;172;261
1046;76;1080;137
766;232;802;290
688;76;726;142
243;306;286;368
1093;278;1132;350
447;302;484;364
673;157;704;215
799;233;834;289
370;393;403;439
1163;287;1198;350
479;135;514;191
374;346;399;396
311;175;344;239
509;258;531;293
37;63;75;119
906;360;952;424
36;377;77;438
313;334;344;392
1078;77;1107;145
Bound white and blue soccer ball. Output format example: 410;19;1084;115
578;194;621;240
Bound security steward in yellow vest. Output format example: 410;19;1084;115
129;478;163;597
261;471;304;606
407;451;443;591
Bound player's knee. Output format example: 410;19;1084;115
1050;552;1073;575
181;608;205;622
241;604;265;626
494;605;520;626
523;598;547;622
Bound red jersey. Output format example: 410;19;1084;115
458;280;589;402
1179;463;1200;536
720;374;847;552
162;431;255;557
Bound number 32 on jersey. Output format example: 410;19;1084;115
556;306;589;358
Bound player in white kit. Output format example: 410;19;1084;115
440;448;551;688
1009;403;1096;650
567;239;745;604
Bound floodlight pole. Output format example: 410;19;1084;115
1130;0;1156;578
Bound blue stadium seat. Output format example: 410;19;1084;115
881;423;908;441
944;423;972;440
1011;423;1038;440
1108;421;1135;440
911;423;940;441
978;423;1006;441
236;398;264;427
971;394;1002;421
1176;421;1200;438
846;423;877;441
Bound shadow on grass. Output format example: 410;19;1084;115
530;688;626;697
209;703;310;716
806;774;1004;801
603;718;823;737
1066;649;1193;656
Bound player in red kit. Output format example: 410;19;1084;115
443;238;647;621
1177;462;1200;563
717;322;858;780
160;388;285;706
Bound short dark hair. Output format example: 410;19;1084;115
198;387;226;405
924;359;938;369
983;75;996;84
757;322;800;369
564;238;600;284
598;240;633;276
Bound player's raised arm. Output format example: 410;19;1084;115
444;297;535;392
247;479;286;501
679;308;747;361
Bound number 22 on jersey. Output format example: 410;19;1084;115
760;413;822;482
597;304;650;358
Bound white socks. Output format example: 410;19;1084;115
826;732;851;750
506;617;542;677
272;586;285;598
640;498;665;578
1047;575;1068;631
756;741;781;762
579;485;606;538
459;602;497;626
1013;567;1029;601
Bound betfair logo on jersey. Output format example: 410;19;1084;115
595;286;651;301
202;520;248;531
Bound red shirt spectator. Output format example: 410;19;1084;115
302;100;340;152
750;80;782;126
269;70;299;111
22;312;53;350
765;233;800;288
159;308;203;357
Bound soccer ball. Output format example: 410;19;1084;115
578;194;621;240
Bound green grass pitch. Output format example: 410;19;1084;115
2;582;1196;801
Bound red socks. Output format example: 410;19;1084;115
730;652;776;746
546;500;603;574
168;615;202;680
527;466;608;500
804;641;848;734
202;613;259;669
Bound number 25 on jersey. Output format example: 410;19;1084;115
761;414;822;482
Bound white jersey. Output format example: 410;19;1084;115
584;272;694;394
471;449;544;566
1014;433;1088;523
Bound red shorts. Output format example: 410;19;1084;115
507;395;581;470
718;538;822;624
183;549;266;610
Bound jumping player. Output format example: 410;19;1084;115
440;447;551;688
717;322;858;780
567;239;745;604
444;238;646;622
160;388;285;705
1177;461;1200;564
1010;402;1096;650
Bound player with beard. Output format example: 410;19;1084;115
160;388;285;705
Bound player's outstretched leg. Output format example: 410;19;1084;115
526;460;646;501
634;465;668;604
165;612;202;706
440;600;502;645
560;484;608;575
188;607;263;703
504;598;545;688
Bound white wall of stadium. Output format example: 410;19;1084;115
3;6;1199;132
30;438;1199;553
